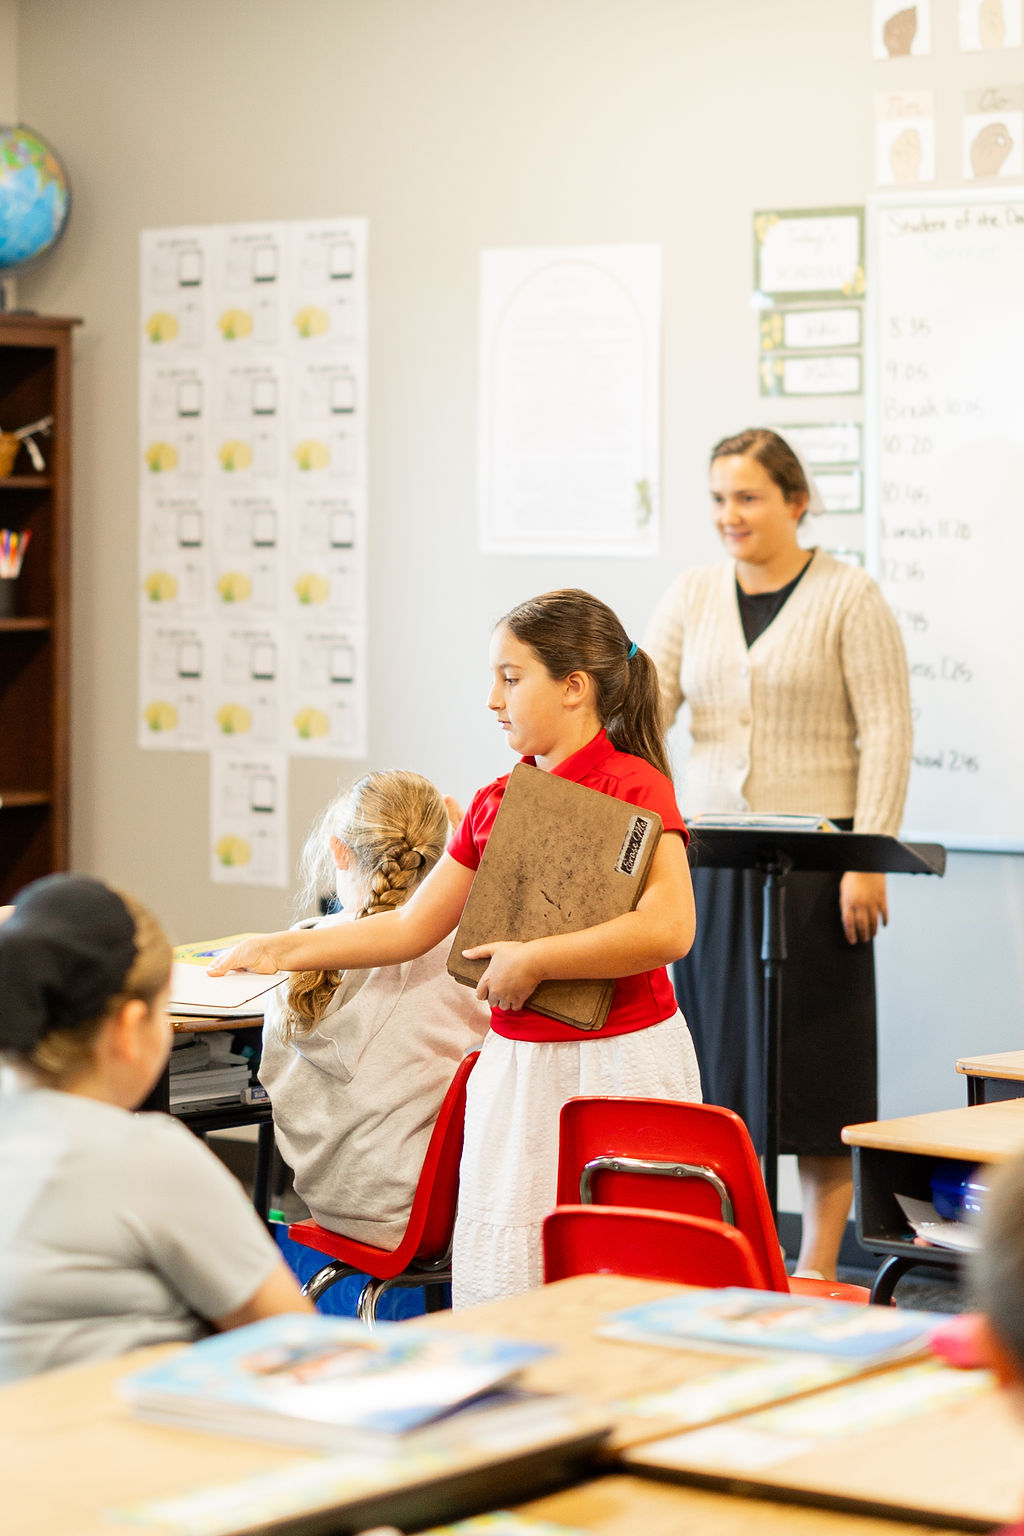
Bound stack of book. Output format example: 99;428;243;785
115;1315;609;1534
119;1313;568;1451
168;1034;253;1111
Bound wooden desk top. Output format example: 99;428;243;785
516;1473;945;1536
842;1098;1024;1161
0;1276;921;1536
623;1358;1024;1529
956;1048;1024;1081
171;1015;249;1034
407;1273;877;1452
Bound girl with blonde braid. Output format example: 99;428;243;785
259;771;489;1246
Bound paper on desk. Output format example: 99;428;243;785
895;1194;981;1252
687;812;839;831
168;956;288;1016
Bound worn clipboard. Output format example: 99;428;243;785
447;762;662;1030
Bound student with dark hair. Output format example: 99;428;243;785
0;874;310;1383
644;427;913;1281
212;588;702;1305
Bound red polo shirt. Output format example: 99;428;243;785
447;730;687;1042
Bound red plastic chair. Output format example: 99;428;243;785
543;1205;768;1288
555;1096;871;1304
287;1051;478;1324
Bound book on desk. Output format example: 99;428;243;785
119;1313;566;1453
447;763;662;1031
169;934;288;1018
599;1286;939;1368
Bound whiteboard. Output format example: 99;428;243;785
870;192;1024;852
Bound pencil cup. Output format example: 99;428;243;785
0;577;17;619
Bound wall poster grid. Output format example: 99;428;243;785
138;218;368;886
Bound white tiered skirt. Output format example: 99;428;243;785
451;1011;702;1309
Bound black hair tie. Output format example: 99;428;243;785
0;875;136;1052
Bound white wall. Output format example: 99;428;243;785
12;1;1024;1171
0;1;15;121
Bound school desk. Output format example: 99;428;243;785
140;1015;277;1220
0;1274;945;1536
512;1472;947;1536
955;1048;1024;1106
622;1352;1024;1531
842;1099;1024;1302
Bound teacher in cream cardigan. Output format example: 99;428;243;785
643;428;911;1283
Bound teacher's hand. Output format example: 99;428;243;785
839;872;888;945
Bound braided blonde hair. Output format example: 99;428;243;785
283;771;450;1039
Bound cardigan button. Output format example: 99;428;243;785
739;664;750;679
738;710;751;726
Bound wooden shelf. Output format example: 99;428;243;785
0;314;79;901
0;790;52;809
0;617;51;633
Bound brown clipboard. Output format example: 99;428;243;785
447;762;662;1030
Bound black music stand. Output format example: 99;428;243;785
687;824;946;1226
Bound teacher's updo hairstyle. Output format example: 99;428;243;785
711;428;810;511
500;588;671;780
0;875;171;1088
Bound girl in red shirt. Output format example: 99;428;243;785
212;589;701;1304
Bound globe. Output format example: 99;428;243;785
0;124;71;273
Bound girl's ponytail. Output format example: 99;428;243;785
605;644;671;780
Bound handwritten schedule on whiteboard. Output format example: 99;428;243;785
873;195;1024;851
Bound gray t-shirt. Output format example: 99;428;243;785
0;1087;280;1383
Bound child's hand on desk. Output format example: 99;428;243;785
207;934;284;976
463;940;540;1012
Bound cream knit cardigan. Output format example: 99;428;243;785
642;550;912;836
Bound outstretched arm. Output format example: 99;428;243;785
208;854;476;975
463;832;695;1012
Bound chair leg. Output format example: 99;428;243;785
356;1277;385;1326
253;1122;275;1226
301;1259;358;1304
870;1253;914;1305
423;1276;452;1313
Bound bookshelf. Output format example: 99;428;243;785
0;313;79;903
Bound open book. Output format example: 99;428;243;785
119;1314;554;1452
169;934;289;1017
599;1287;939;1368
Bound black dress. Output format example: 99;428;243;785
673;573;878;1157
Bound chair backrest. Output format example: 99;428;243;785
555;1096;790;1291
407;1049;479;1260
542;1204;768;1288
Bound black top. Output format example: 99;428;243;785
736;552;814;649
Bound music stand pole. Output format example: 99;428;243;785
760;852;791;1219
